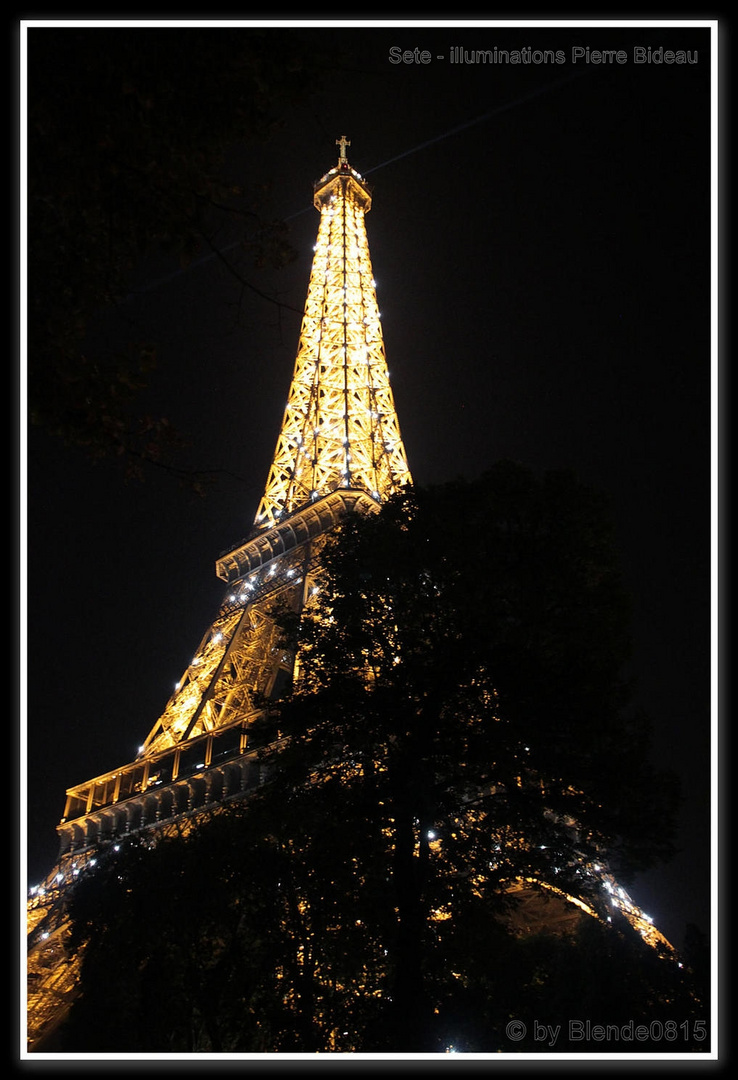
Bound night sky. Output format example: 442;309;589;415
23;21;715;954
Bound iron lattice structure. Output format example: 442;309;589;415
132;141;410;762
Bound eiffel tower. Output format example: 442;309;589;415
26;139;674;1052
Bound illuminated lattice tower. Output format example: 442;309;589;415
26;139;412;1046
27;141;676;1052
133;137;411;764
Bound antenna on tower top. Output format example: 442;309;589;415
337;135;351;165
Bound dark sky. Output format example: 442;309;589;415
24;21;715;954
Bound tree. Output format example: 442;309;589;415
26;27;329;482
63;813;292;1052
252;463;683;1048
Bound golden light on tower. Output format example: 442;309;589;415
27;141;680;1055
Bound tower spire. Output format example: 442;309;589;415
254;142;411;531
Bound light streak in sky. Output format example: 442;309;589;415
126;71;585;298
